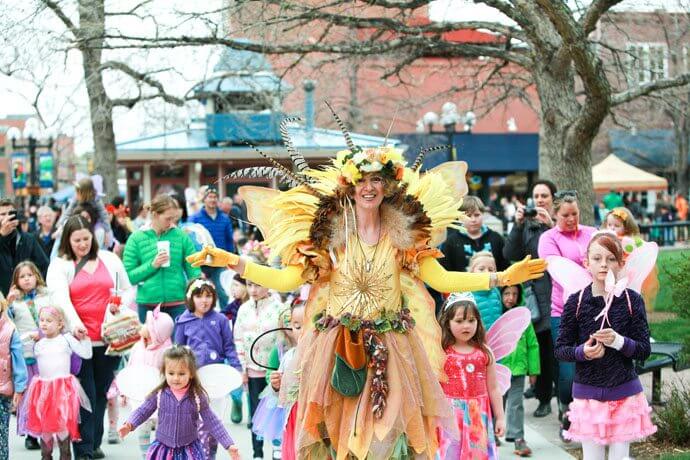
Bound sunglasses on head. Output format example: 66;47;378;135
554;190;578;199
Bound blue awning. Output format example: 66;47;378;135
396;133;539;172
609;129;679;169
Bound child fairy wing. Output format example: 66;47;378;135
620;241;658;293
486;307;531;394
404;161;468;247
197;364;243;399
116;365;161;401
546;256;592;304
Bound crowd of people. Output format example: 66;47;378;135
0;155;663;460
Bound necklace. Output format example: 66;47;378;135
356;223;381;273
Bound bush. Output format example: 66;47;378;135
654;383;690;447
663;252;690;320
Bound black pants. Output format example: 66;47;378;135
248;377;268;458
73;346;121;459
534;329;555;405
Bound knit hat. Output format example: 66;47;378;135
145;305;174;349
233;273;246;285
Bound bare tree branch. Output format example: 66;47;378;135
612;73;690;106
42;0;78;37
581;0;623;35
99;60;185;106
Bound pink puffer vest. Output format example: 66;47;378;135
0;316;15;396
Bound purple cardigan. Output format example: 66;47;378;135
554;285;651;401
174;310;241;370
128;388;234;449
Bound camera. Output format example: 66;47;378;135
524;198;538;219
6;210;17;221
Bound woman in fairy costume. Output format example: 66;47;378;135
187;111;546;459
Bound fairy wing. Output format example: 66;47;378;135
238;185;281;241
486;307;531;394
621;241;658;293
197;364;243;399
116;365;160;401
546;256;592;304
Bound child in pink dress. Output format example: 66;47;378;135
555;232;656;460
438;293;505;459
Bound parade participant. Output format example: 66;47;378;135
253;296;305;460
6;261;51;450
468;251;504;330
232;244;283;459
24;305;92;460
503;180;556;418
56;176;113;249
555;233;656;460
174;278;241;459
499;284;540;457
125;306;174;459
538;190;596;440
437;293;505;459
118;346;241;460
123;194;200;324
187;112;546;458
0;297;28;459
46;215;131;460
604;207;659;309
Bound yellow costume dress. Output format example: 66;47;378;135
190;114;545;459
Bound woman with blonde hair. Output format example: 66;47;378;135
122;194;201;323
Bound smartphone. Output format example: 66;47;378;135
7;210;17;221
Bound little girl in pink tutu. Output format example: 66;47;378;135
555;232;656;460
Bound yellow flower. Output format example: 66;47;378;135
385;147;404;164
341;160;362;184
336;149;351;167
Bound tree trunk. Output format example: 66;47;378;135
78;0;118;202
535;66;599;226
676;91;690;198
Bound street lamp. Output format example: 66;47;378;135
417;102;476;162
10;117;53;205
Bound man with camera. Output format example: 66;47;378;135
0;198;49;296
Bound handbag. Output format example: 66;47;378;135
101;307;141;356
330;327;367;397
523;283;541;323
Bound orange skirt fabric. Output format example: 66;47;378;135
296;326;456;460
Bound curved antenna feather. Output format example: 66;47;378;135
383;105;400;146
411;145;450;172
244;142;324;198
216;166;301;188
280;116;309;173
324;100;357;153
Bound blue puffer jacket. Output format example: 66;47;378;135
189;208;234;252
472;288;503;330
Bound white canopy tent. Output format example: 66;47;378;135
592;154;668;192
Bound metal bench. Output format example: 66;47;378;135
635;342;689;404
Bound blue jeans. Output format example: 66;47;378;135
73;346;121;458
138;303;187;325
551;316;575;414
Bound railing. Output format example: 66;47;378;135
639;221;690;247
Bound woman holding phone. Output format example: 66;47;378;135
122;194;201;323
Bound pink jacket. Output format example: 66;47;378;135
128;306;173;369
538;225;596;317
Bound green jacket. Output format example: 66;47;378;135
122;227;201;304
499;322;540;377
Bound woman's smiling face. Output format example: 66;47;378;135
353;174;385;211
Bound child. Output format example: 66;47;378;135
234;277;283;460
555;232;656;460
438;293;505;459
0;297;28;458
6;261;51;449
604;207;659;310
126;305;174;458
175;278;241;459
253;296;305;460
56;177;113;248
118;346;240;460
24;305;92;460
468;251;504;330
222;273;248;424
499;284;540;457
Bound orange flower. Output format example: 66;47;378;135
395;165;404;180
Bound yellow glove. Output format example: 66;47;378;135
497;255;547;286
186;246;240;268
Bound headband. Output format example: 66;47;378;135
186;279;215;300
444;292;477;311
39;305;64;320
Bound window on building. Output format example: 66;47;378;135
626;43;668;85
0;173;5;193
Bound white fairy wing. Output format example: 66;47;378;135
198;364;243;399
495;363;512;395
486;307;531;361
546;256;592;304
621;241;658;293
117;365;161;401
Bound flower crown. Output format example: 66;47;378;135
334;146;407;186
610;208;629;224
186;279;215;300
